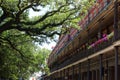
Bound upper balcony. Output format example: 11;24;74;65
48;0;120;67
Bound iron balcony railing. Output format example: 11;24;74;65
49;0;113;66
50;29;120;72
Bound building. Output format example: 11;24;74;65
46;0;120;80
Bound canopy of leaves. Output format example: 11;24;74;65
0;0;94;36
0;0;94;79
0;32;50;79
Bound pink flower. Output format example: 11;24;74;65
102;37;108;41
103;34;107;37
91;43;95;47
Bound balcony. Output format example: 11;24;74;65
50;29;120;72
48;0;114;66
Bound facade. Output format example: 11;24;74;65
46;0;120;80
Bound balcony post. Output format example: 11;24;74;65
114;0;118;40
96;70;97;80
106;59;109;80
64;69;65;80
108;66;110;80
60;71;62;80
114;46;119;80
60;70;63;80
55;72;57;80
67;68;69;80
53;73;56;80
57;71;60;80
72;65;74;80
49;75;51;80
87;59;90;80
68;68;70;80
51;74;53;80
99;54;103;80
51;74;54;80
54;74;56;80
61;70;63;80
78;63;81;80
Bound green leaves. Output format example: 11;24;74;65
0;31;51;79
32;48;50;74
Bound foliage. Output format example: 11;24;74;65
0;0;95;36
33;48;50;74
0;0;94;79
0;32;50;79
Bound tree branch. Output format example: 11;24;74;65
15;16;68;35
20;4;71;25
0;7;9;23
15;4;33;22
0;37;33;64
0;19;14;33
41;31;61;37
17;0;22;11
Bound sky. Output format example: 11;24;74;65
29;5;50;18
40;41;56;50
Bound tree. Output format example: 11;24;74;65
0;35;34;79
0;35;51;79
0;0;95;79
0;0;94;35
0;0;95;46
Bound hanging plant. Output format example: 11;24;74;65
87;32;114;49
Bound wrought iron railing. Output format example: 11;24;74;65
50;30;120;72
49;0;116;71
49;0;113;65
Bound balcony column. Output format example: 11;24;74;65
49;76;50;80
55;73;57;80
114;0;118;40
96;70;97;80
99;54;103;80
114;46;119;80
72;65;74;80
106;59;109;80
51;74;54;80
67;68;69;80
58;72;60;80
108;66;110;80
96;69;99;80
53;74;55;80
64;69;65;80
60;71;62;80
87;59;90;80
61;70;63;80
56;72;58;80
57;72;59;80
55;73;56;80
78;63;81;80
50;74;52;80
